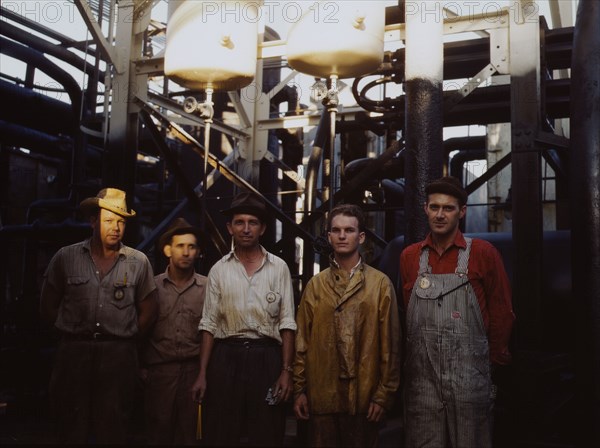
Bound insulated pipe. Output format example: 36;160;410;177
443;136;487;154
570;1;600;445
0;36;83;115
0;80;76;135
404;0;444;244
0;20;105;82
0;221;91;241
449;149;486;185
0;120;69;157
304;111;331;217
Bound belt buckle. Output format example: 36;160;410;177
92;332;102;340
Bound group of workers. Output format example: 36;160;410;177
39;175;515;447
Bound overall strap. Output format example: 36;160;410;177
455;237;472;276
418;247;432;276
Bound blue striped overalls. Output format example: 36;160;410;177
404;238;492;448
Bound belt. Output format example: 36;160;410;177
61;332;132;342
217;337;279;347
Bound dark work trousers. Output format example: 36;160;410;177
309;413;379;448
49;338;138;444
144;359;200;445
203;338;286;447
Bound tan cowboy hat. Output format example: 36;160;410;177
157;217;202;252
221;191;267;222
80;188;136;218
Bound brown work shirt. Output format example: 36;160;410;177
143;267;207;365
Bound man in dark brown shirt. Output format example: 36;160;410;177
142;217;207;445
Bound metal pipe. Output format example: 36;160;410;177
570;1;600;445
0;37;83;117
327;75;339;213
404;0;444;244
202;87;214;233
443;136;487;154
0;20;106;82
0;80;76;135
0;222;91;241
449;149;486;185
0;120;69;157
304;111;330;216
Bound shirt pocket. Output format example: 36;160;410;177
265;291;282;319
63;276;91;324
414;277;443;300
185;309;202;343
109;281;136;309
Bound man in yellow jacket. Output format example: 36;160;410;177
293;204;401;447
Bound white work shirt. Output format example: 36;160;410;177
198;246;296;343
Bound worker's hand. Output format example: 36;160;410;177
191;373;206;403
367;402;385;422
293;393;310;420
271;370;292;405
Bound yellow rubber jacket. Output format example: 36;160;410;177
293;261;401;414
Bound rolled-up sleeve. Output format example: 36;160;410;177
278;262;297;332
198;270;219;335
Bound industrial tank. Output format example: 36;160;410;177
164;0;261;90
286;2;385;79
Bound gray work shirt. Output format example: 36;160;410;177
43;238;156;337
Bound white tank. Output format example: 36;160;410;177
286;2;385;79
164;0;261;90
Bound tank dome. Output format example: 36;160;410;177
286;2;385;79
165;0;261;90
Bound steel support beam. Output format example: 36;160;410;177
74;0;120;71
135;96;315;245
101;0;148;200
139;109;228;255
509;0;543;350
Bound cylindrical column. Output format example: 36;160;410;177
404;1;444;244
570;1;600;446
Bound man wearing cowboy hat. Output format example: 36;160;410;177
40;187;158;444
191;191;296;447
141;217;207;445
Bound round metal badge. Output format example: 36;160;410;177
419;276;431;290
114;287;125;300
266;292;276;303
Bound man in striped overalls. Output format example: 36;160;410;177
400;177;515;448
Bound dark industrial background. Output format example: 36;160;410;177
1;1;599;446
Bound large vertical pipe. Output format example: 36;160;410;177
570;1;600;445
509;0;543;350
404;1;444;244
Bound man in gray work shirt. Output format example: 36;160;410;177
40;188;157;444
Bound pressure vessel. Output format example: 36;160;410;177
164;0;261;90
286;2;385;79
